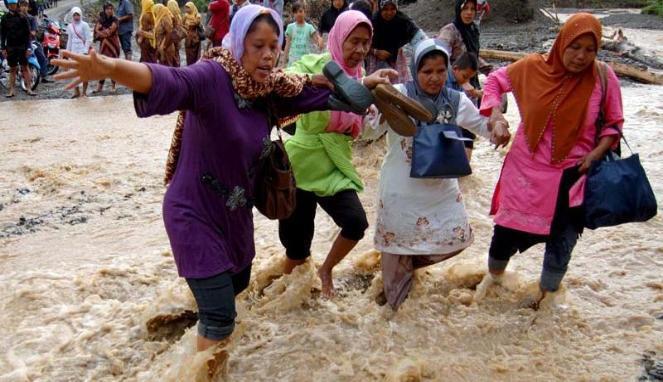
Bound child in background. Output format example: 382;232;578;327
282;2;322;67
446;51;481;104
446;51;481;160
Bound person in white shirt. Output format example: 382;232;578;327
65;6;92;97
364;39;509;310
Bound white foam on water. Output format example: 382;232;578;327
0;78;661;380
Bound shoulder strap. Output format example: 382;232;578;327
594;61;631;153
593;61;608;146
596;60;608;110
446;88;461;125
71;22;85;42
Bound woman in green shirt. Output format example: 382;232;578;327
279;10;395;297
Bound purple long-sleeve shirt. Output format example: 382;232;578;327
134;60;331;278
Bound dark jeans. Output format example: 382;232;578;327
119;31;132;55
185;264;251;340
279;189;368;260
33;44;48;76
488;224;579;292
487;167;584;292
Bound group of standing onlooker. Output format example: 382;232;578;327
62;0;132;98
1;0;55;97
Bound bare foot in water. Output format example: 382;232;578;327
522;290;547;311
317;267;335;298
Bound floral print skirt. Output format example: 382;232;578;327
374;136;474;255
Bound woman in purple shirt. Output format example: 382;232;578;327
54;4;391;356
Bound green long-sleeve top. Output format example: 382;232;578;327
285;53;363;197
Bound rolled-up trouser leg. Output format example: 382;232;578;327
185;265;252;341
541;224;579;292
487;225;519;273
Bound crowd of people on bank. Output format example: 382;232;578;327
48;1;626;375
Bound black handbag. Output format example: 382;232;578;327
410;123;472;178
198;23;207;41
253;100;297;220
583;62;658;229
410;89;472;178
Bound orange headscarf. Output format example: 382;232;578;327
507;13;602;163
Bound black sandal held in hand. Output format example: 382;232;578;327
323;61;374;114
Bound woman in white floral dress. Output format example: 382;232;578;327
365;39;509;310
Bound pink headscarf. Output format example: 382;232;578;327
325;10;373;138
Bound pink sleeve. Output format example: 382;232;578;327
599;65;624;139
480;67;512;117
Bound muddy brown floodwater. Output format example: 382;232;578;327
0;79;662;381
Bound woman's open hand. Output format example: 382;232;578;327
53;49;116;89
362;69;398;89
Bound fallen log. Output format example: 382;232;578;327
480;49;663;85
601;38;663;70
607;61;663;85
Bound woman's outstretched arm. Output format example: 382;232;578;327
53;49;153;93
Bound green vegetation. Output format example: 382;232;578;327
642;0;663;16
192;0;209;13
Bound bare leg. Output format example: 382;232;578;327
197;335;220;352
283;258;306;274
528;287;547;311
318;235;359;298
6;67;16;97
197;337;231;380
95;80;104;93
22;65;35;95
82;81;88;97
465;147;473;163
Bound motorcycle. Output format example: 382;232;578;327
38;15;62;75
0;41;42;92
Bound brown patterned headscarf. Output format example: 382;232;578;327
164;47;310;185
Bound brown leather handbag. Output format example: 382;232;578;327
254;115;297;220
